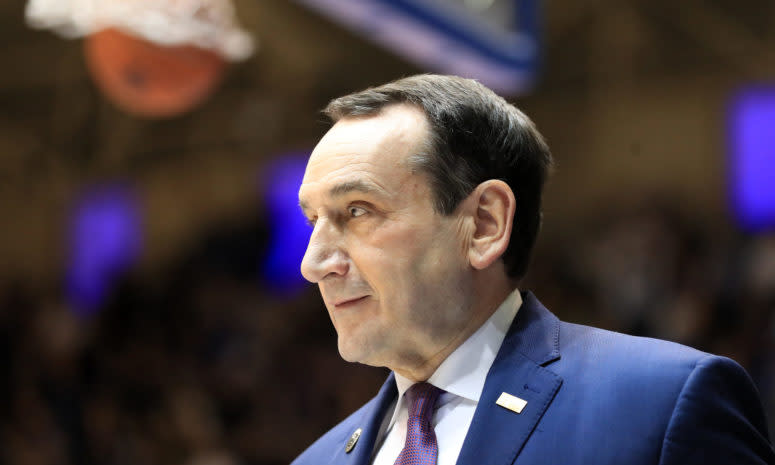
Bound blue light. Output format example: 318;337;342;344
729;86;775;232
260;154;312;294
66;184;142;314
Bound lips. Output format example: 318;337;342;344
333;296;368;308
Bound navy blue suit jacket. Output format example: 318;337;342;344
292;292;775;464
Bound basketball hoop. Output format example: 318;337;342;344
25;0;255;117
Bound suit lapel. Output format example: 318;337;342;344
327;373;398;465
456;292;563;465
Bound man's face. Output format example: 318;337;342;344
298;104;475;373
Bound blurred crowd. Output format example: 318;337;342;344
0;203;773;465
0;219;388;465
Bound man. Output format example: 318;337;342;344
293;74;774;465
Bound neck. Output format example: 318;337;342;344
395;269;516;382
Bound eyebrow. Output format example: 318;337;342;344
299;179;381;211
329;179;379;197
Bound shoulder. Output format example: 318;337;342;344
559;320;708;367
549;320;722;420
658;354;774;464
552;321;774;463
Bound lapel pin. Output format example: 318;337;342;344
345;428;362;453
496;392;527;414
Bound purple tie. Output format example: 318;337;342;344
394;382;443;465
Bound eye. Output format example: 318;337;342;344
348;206;367;218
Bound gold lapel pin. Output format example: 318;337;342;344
496;392;528;414
345;428;362;453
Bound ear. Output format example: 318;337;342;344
467;180;516;270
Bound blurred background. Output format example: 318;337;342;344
0;0;774;464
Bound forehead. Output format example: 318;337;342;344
299;105;430;202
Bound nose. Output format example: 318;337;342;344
300;220;349;283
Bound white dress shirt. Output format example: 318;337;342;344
371;289;523;465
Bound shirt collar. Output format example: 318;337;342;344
393;288;523;404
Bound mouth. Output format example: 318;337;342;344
333;296;369;308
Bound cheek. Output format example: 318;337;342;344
415;223;468;277
350;223;417;277
348;217;465;299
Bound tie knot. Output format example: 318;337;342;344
405;382;442;421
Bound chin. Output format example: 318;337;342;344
337;337;382;367
337;339;365;364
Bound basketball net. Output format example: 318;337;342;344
25;0;254;61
